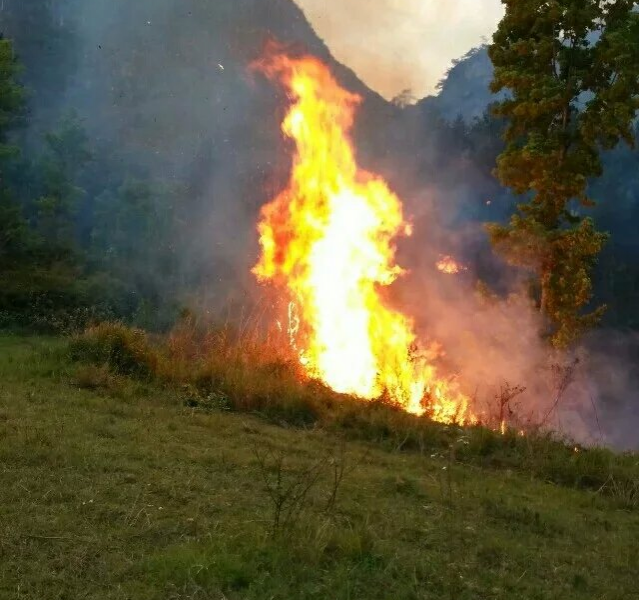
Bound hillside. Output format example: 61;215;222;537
1;334;637;599
419;47;496;123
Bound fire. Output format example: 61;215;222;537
436;255;466;275
252;50;474;424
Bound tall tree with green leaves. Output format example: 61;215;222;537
34;114;91;260
488;1;639;347
0;34;28;265
0;35;24;154
0;0;81;136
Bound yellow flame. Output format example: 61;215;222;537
252;50;474;424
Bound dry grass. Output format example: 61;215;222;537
67;321;639;503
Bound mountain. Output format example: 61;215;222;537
417;47;495;123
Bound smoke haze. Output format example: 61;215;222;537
293;0;504;99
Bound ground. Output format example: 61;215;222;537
0;334;638;599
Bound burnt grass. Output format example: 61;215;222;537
0;327;638;599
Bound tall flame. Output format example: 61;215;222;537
253;50;473;424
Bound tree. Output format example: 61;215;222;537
0;0;81;135
0;35;24;174
488;1;639;347
89;179;184;327
0;35;29;265
34;114;91;260
391;89;417;108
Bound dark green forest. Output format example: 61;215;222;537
1;0;638;334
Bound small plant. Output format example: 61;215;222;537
74;363;119;391
494;382;526;432
538;358;580;428
597;474;639;511
324;440;349;515
253;443;350;538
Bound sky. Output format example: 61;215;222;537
293;0;505;100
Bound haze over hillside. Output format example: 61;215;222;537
292;0;504;99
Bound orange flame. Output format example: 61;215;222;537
252;50;474;424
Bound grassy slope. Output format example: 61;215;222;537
0;335;638;600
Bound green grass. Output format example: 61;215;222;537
1;334;638;599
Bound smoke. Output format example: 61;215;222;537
393;185;639;450
293;0;504;99
57;0;400;308
573;331;639;449
65;0;319;309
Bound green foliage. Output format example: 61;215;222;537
34;114;91;258
0;189;32;261
0;36;24;145
0;28;174;332
89;178;184;327
488;1;639;347
0;36;26;262
0;48;103;332
0;264;111;333
0;105;161;331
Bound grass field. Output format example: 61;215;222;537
0;333;638;599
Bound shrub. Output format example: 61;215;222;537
74;363;119;391
0;266;121;334
69;322;159;378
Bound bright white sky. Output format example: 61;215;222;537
293;0;505;100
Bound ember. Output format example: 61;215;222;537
436;255;466;275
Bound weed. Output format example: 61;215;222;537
596;474;639;510
494;381;527;431
253;442;350;538
74;363;120;391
